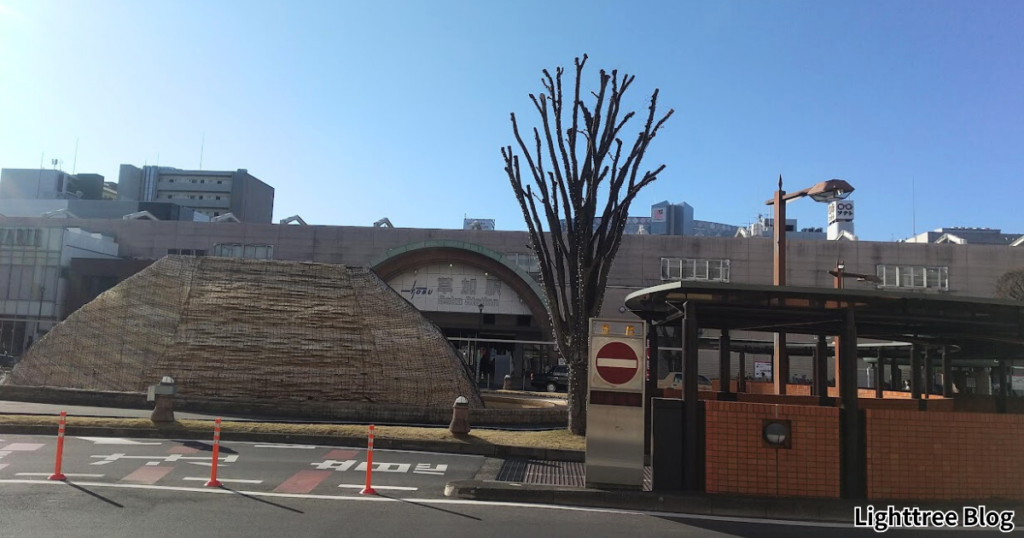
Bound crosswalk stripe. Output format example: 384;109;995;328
183;477;262;484
338;484;418;491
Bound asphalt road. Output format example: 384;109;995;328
0;481;1000;538
0;434;483;497
0;435;1008;537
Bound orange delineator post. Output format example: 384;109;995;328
205;418;223;487
48;411;67;481
360;424;377;495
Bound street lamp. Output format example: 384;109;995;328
475;303;485;387
765;176;855;395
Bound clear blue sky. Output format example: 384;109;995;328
1;0;1021;240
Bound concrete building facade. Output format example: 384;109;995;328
0;169;106;201
117;165;274;223
0;225;119;355
0;215;1022;385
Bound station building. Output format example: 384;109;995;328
2;166;1023;391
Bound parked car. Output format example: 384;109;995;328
530;364;569;392
658;372;713;391
0;354;17;368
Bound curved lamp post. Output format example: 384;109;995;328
765;177;854;394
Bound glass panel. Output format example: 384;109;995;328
925;267;939;288
695;259;708;280
9;265;22;300
912;267;925;287
721;260;730;282
243;245;256;258
661;258;671;280
0;265;9;300
708;260;722;281
681;259;695;279
940;267;948;289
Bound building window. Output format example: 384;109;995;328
168;249;206;257
217;180;222;184
876;265;948;290
507;253;540;274
661;258;730;282
214;212;220;217
213;243;274;260
215;196;221;200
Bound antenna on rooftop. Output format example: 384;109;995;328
911;177;917;237
199;132;205;170
72;138;79;174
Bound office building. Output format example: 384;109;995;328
117;165;274;223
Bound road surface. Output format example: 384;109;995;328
0;434;1000;537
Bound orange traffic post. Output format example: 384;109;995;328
205;418;223;487
360;424;377;495
48;411;67;481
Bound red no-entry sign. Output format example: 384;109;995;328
595;341;639;385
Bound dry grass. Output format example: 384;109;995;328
0;414;585;452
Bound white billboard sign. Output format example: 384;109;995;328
387;263;532;316
828;200;854;225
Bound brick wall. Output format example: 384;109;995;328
858;397;954;412
736;393;823;406
866;410;1024;500
704;401;840;498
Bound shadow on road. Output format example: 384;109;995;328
174;440;238;454
224;488;304;514
379;494;482;521
67;482;124;508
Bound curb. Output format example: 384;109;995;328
0;424;584;462
443;481;1024;523
443;480;855;522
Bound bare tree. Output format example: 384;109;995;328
996;269;1024;301
501;55;673;434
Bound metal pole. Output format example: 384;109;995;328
813;334;828;399
875;349;884;398
910;344;922;400
737;351;747;393
833;266;844;394
644;323;659;456
839;308;864;499
682;302;700;492
772;176;788;395
924;348;933;399
718;330;731;395
941;346;953;397
890;357;902;393
998;359;1008;414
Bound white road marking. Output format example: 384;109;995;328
338;484;418;491
0;479;857;528
182;477;262;484
596;357;636;368
77;437;162;446
92;453;238;466
0;443;45;451
16;473;104;478
253;444;316;449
